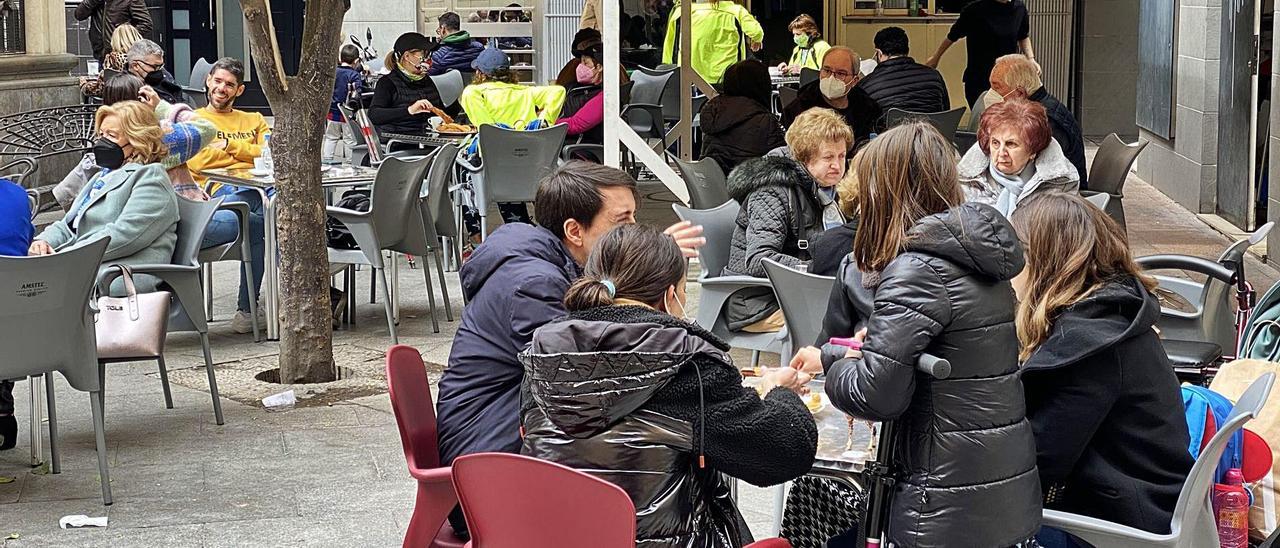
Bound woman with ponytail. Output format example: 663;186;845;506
1010;192;1191;545
520;223;818;547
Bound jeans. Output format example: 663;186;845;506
200;187;266;313
1036;526;1091;548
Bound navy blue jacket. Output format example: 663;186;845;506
429;32;486;76
329;65;364;121
436;223;582;464
0;179;32;257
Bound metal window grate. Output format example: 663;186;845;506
0;0;23;55
1027;0;1074;105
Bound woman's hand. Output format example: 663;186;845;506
789;346;825;375
408;99;435;115
663;220;704;258
138;86;161;110
28;240;53;256
759;367;812;396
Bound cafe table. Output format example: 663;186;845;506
199;165;380;340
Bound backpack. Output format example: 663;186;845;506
1241;279;1280;360
325;190;370;250
1184;385;1247;483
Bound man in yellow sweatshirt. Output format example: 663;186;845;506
188;57;270;334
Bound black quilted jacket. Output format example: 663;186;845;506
724;156;824;279
819;203;1042;548
856;56;951;116
520;305;817;547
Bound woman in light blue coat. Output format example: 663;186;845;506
30;101;178;293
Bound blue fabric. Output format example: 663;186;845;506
435;223;581;465
429;36;485;76
330;65;365;121
201;187;266;312
470;46;511;74
0;179;32;257
1036;526;1092;547
1182;385;1244;482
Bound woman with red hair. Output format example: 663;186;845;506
958;97;1080;217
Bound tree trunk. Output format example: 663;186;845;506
240;0;349;383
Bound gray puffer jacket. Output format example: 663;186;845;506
722;156;827;330
820;202;1042;548
724;155;825;278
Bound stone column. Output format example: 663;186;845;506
0;0;80;115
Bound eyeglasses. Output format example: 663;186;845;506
135;59;164;72
820;66;854;80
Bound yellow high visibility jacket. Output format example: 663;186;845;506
788;39;831;71
459;81;567;127
661;1;764;85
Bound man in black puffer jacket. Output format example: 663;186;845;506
857;27;950;116
723;156;826;331
816;203;1042;548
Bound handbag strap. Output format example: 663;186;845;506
102;264;142;321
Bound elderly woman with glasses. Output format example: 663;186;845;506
781;46;883;149
957;97;1079;218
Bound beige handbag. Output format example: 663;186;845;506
95;265;171;360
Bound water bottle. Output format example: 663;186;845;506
261;134;274;173
1215;468;1250;548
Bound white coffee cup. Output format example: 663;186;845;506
253;157;266;171
428;116;444;131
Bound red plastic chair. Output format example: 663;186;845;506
451;452;793;548
385;345;466;548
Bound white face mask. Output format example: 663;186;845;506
819;75;851;100
665;286;693;323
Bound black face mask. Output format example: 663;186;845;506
144;69;165;86
93;138;126;170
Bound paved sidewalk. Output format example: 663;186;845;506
3;152;1275;546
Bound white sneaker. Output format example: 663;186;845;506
230;310;262;334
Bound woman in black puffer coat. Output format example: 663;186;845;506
793;122;1041;548
521;224;818;547
700;60;787;173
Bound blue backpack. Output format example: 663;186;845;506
1182;385;1246;483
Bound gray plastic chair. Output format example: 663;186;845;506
0;237;113;504
337;103;372;167
799;67;820;87
966;90;992;132
761;259;835;361
430;70;465;109
198;201;260;341
182;58;213;108
328;155;445;340
463;124;568;236
1080;133;1149;228
98;196;226;425
884;107;967;143
1083;192;1110;211
424;143;464;272
777;86;799;113
622;66;675;149
672;202;783;360
1044;372;1275;548
668;153;729;209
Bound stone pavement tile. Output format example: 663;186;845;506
199;516;401;548
18;461;198;504
292;477;415;520
281;424;402;456
106;482;300;529
3;524;204;548
202;448;381;487
196;404;363;435
0;471;25;504
114;430;284;468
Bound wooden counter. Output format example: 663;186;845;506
836;14;971;121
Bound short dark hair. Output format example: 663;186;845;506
439;12;461;32
210;57;245;86
534;161;640;240
101;73;145;106
874;27;910;57
340;44;360;64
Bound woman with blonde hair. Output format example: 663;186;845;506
778;14;830;75
807;161;859;277
79;23;144;97
792;121;1042;547
1009;192;1192;547
29;101;179;293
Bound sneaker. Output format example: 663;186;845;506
330;287;347;328
230;309;263;334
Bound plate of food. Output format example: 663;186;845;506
436;122;477;135
805;392;827;415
